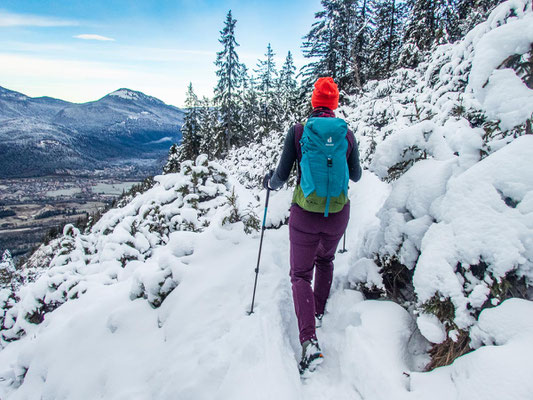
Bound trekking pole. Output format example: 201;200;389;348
338;232;347;253
249;187;271;315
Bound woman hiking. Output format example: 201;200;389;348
263;77;362;376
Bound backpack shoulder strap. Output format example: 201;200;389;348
293;123;304;184
346;128;355;157
293;123;304;161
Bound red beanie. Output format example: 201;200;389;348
311;77;339;110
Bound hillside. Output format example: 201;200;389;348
1;1;532;399
0;87;184;178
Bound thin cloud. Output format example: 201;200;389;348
0;10;78;27
74;34;115;42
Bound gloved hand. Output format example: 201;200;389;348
263;169;274;190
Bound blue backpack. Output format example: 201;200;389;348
298;117;349;216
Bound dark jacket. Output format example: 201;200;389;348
269;107;362;190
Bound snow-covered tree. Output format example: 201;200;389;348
457;0;505;35
301;0;374;96
213;10;243;154
278;51;299;123
369;0;407;79
400;0;460;68
255;43;281;138
197;97;221;159
179;83;202;162
0;250;16;287
239;66;261;144
163;144;181;174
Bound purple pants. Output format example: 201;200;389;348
288;203;350;344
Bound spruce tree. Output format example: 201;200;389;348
240;66;261;144
163;144;181;174
457;0;504;35
278;51;299;123
353;0;376;86
179;83;201;162
301;0;343;92
400;0;460;68
0;249;15;287
197;97;221;159
213;10;243;154
369;0;407;79
255;43;280;137
301;0;372;96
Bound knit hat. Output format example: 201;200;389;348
311;77;339;110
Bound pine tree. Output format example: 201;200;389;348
457;0;504;35
369;0;407;79
197;97;221;159
240;66;261;144
301;0;373;96
213;10;243;154
179;83;202;162
0;249;15;287
400;0;460;68
255;43;280;137
163;144;181;174
278;51;299;123
353;0;376;86
301;0;343;92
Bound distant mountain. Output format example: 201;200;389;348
0;87;184;178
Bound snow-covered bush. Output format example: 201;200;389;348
0;154;262;343
348;0;533;369
0;250;15;288
341;0;533;175
223;130;289;189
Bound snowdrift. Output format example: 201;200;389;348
1;1;533;399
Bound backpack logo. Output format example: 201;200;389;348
326;136;334;146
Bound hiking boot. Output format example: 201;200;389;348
315;313;323;328
299;338;324;376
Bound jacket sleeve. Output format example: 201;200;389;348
347;130;362;183
269;126;297;190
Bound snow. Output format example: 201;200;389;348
1;1;533;398
2;160;531;398
109;89;142;101
411;299;533;400
468;9;533;129
416;313;447;344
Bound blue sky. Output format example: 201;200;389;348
0;0;322;107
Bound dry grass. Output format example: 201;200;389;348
426;330;471;371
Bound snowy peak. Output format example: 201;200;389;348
106;88;165;106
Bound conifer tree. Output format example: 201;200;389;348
369;0;406;79
179;83;202;162
163;144;181;174
0;249;15;287
301;0;372;96
456;0;504;35
214;10;243;154
197;97;220;159
301;0;343;91
255;43;280;137
240;66;261;144
278;51;299;123
400;0;460;68
353;0;376;86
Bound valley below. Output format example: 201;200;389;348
0;175;141;261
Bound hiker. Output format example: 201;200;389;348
263;77;362;375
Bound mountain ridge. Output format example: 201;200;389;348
0;86;184;178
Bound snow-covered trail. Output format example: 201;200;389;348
147;171;420;399
1;171;423;400
149;170;419;400
2;169;532;399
